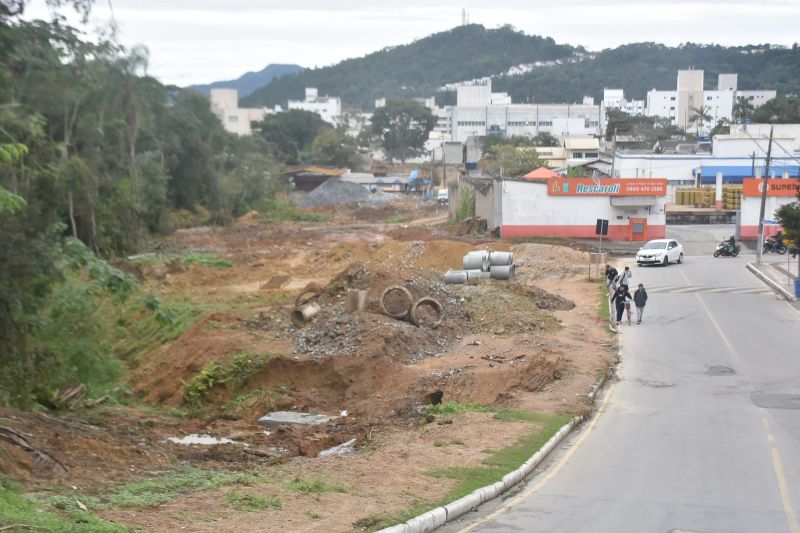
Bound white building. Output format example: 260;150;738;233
449;80;600;142
645;71;777;133
288;87;342;125
209;88;270;136
601;88;646;131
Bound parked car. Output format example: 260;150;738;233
436;189;449;205
636;239;684;266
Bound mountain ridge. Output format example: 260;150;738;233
189;63;304;98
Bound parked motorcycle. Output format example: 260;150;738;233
714;241;740;257
763;238;788;255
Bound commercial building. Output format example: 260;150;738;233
450;176;667;241
740;178;800;239
210;88;270;136
288;87;342;126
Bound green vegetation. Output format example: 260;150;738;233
286;475;347;494
751;95;800;124
181;252;233;269
424;401;493;416
433;438;465;447
599;281;612;324
356;409;572;530
305;510;322;520
226;490;282;511
47;466;262;511
260;198;330;222
370;100;437;163
454;188;476;222
387;214;410;223
182;353;278;409
480;144;544;178
0;479;125;533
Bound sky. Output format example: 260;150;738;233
23;0;800;87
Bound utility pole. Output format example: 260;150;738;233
750;151;755;178
609;127;617;178
755;125;774;264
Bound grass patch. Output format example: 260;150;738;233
433;438;465;447
286;476;346;494
387;214;410;223
508;236;569;245
423;401;492;416
181;252;232;269
598;281;611;323
225;490;282;511
261;199;330;222
355;410;572;531
305;510;322;520
47;466;263;511
1;479;124;533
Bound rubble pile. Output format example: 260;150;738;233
302;178;395;208
512;243;590;279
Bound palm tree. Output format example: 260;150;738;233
689;106;713;134
732;97;755;123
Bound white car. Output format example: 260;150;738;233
636;239;684;266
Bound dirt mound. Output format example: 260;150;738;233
293;264;466;363
525;286;576;310
457;283;562;335
512;243;591;279
387;226;437;241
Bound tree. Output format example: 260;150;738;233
254;109;330;164
310;129;361;168
732;97;754;123
370;100;436;164
709;118;730;136
480;144;543;177
775;190;800;276
689;105;712;134
532;131;559;147
751;95;800;124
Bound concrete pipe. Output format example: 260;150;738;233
489;264;515;280
443;270;469;284
345;289;367;313
291;301;321;328
463;251;490;272
466;270;491;280
489;251;514;266
294;282;323;307
380;285;414;319
410;297;445;328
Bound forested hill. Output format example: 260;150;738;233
243;27;800;108
241;24;577;109
494;43;800;104
189;63;304;98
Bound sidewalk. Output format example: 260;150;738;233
746;256;798;301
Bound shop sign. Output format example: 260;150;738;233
547;177;667;196
742;178;800;197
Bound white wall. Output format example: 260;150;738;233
457;84;492;106
646;90;677;120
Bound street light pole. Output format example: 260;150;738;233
755;124;774;265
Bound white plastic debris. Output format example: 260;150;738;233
319;438;357;457
166;434;237;446
340;410;349;417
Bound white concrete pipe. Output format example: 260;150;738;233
291;301;321;327
443;270;469;284
466;270;491;280
489;264;515;280
463;251;490;272
379;285;414;319
489;251;514;266
410;297;445;328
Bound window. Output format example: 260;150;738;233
670;96;676;101
539;121;552;126
228;115;239;123
584;152;599;158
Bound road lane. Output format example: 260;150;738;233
450;253;800;533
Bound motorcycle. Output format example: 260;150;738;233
714;241;740;257
763;238;788;255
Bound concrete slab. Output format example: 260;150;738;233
746;260;798;302
257;411;337;428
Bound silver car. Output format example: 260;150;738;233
636;239;684;266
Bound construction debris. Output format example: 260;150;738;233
257;411;338;428
291;301;322;327
445;250;516;284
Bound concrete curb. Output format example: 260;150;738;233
379;416;583;533
746;263;797;302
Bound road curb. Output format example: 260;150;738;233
746;263;797;301
379;369;614;533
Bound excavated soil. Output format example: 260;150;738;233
1;196;616;533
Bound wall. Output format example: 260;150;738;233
740;195;790;239
499;180;666;240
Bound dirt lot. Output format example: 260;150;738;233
0;196;616;532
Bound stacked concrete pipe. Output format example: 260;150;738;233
443;250;516;284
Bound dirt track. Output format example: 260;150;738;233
0;197;615;531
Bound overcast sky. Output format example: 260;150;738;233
23;0;800;86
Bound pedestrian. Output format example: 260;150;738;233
610;285;632;326
633;283;648;324
619;266;632;290
605;264;618;294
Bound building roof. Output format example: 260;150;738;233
564;137;600;150
283;166;347;177
523;167;559;180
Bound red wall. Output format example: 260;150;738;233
502;224;666;241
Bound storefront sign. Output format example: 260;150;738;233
547;177;667;196
742;178;800;197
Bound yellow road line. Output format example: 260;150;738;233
768;434;776;443
764;418;771;430
693;295;736;355
457;379;618;532
771;447;800;533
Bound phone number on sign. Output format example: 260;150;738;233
623;185;665;193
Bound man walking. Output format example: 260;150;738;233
633;283;648;324
605;264;618;294
619;266;632;290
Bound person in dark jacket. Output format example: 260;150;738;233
605;264;618;294
610;285;632;326
633;283;648;324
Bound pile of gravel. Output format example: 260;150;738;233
302;178;396;207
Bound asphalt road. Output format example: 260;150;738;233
446;249;800;533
